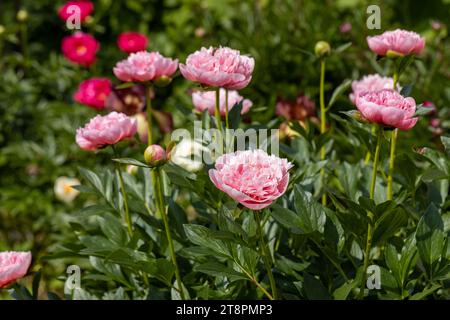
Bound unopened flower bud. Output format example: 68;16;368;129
144;144;167;167
153;75;172;87
0;25;5;36
315;41;331;58
84;15;94;25
17;10;28;22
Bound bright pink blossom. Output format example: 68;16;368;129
192;88;252;116
117;32;149;53
113;51;178;82
58;1;93;23
180;47;255;90
74;78;112;109
76;112;137;151
350;74;400;103
209;150;293;210
0;251;32;288
367;29;425;56
61;32;99;67
355;89;418;130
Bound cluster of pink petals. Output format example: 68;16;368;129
367;29;425;56
350;74;400;103
58;1;93;23
180;47;255;90
113;51;178;82
276;94;316;121
74;77;112;109
117;32;149;53
76;111;137;151
355;89;418;130
0;251;32;288
209;149;293;210
61;32;99;67
192;88;253;116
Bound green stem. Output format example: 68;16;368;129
319;59;327;206
214;87;223;135
255;211;278;300
152;168;185;299
111;145;133;236
146;85;153;145
224;88;230;129
359;125;382;299
20;22;29;70
387;129;398;200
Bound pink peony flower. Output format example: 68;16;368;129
76;112;137;151
58;1;93;23
74;78;112;109
117;32;149;53
113;51;178;82
355;89;418;130
192;88;253;116
209;149;293;210
367;29;425;57
276;94;316;121
0;251;32;288
61;32;99;67
350;74;400;103
180;47;255;90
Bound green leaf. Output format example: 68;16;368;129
413;104;433;117
270;204;304;233
334;42;352;53
327;79;351;109
32;270;42;300
112;158;150;168
333;280;357;300
183;224;232;259
115;82;135;89
416;204;445;267
98;213;128;245
293;185;326;233
409;284;441;300
79;167;104;196
303;273;331;300
228;100;243;130
400;84;413;96
194;262;248;282
441;136;450;157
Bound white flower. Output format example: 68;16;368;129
54;176;80;203
170;139;209;172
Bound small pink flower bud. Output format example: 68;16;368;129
144;144;167;167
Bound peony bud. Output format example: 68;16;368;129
0;25;5;36
144;144;167;167
315;41;331;58
153;75;172;87
17;10;28;22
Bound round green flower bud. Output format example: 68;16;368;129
0;25;5;36
315;41;331;58
17;10;28;22
144;144;167;168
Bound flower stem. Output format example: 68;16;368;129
359;125;382;299
224;88;230;129
255;211;278;300
387;129;397;200
214;87;223;133
146;84;153;145
111;145;133;236
319;59;327;206
387;69;399;201
20;22;29;70
152;168;185;299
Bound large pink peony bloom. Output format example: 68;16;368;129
58;1;93;23
355;89;418;130
209;150;293;210
180;47;255;90
0;251;32;288
367;29;425;56
113;51;178;82
117;32;149;53
74;78;112;109
192;88;253;116
61;32;99;67
350;74;400;103
76;112;137;151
